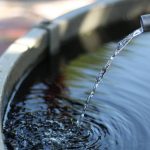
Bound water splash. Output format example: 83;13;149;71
77;28;143;125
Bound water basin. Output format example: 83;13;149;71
3;32;150;149
1;0;150;149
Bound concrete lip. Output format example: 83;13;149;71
0;0;150;149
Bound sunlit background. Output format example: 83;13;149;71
0;0;95;55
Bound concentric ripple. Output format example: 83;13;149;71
3;84;110;150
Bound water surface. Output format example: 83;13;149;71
3;32;150;150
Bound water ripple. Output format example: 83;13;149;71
3;32;150;149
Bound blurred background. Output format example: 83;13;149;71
0;0;94;55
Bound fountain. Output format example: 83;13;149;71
0;0;150;149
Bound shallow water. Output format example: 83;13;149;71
3;32;150;150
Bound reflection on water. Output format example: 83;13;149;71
3;32;150;150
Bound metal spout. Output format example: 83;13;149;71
140;14;150;32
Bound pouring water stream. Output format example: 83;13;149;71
77;27;143;125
